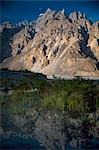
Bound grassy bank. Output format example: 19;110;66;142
0;77;99;118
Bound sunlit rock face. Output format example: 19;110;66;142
87;22;99;61
0;9;99;77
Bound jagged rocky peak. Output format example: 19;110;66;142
45;8;55;14
37;8;55;22
36;8;67;31
54;9;67;20
87;21;99;61
36;8;55;29
0;9;99;77
0;21;14;32
18;20;35;27
92;21;99;38
2;21;14;28
69;11;86;21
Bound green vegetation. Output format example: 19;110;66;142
9;90;41;114
0;76;99;118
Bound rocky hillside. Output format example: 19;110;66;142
0;9;99;77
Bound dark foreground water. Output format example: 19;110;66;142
1;135;45;150
1;135;99;150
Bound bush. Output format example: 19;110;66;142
10;90;41;114
67;92;84;113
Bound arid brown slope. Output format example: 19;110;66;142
0;9;99;77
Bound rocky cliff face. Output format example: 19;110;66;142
87;22;99;61
0;9;99;77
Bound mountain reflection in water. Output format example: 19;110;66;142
1;108;99;150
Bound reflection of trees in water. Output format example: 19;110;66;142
84;90;96;113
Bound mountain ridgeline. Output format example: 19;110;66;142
0;9;99;77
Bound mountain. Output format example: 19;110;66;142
0;9;99;77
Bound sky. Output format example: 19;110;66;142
1;0;99;23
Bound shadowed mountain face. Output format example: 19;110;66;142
0;9;99;77
0;22;25;63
